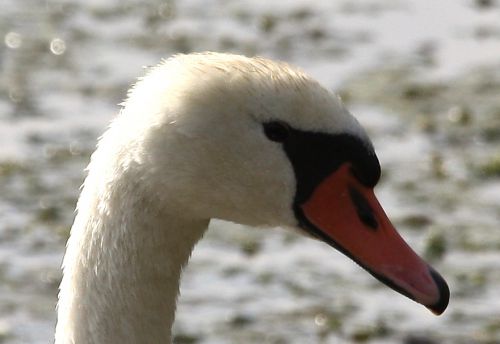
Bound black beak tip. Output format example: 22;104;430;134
426;267;450;315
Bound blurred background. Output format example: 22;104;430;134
1;0;500;343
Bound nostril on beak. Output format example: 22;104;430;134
349;187;378;230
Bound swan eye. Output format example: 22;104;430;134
263;121;290;143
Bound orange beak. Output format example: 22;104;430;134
298;163;449;314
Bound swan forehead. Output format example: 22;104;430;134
157;53;367;139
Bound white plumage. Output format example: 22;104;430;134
55;53;447;344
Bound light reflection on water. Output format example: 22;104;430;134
4;32;23;49
49;38;66;56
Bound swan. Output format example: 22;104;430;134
55;52;449;344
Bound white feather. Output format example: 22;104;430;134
55;52;370;344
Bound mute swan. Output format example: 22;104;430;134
55;52;449;343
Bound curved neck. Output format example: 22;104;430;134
55;167;209;344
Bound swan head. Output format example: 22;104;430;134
116;52;449;314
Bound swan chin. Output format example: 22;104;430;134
55;52;449;344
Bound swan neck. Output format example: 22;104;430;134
56;173;208;344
